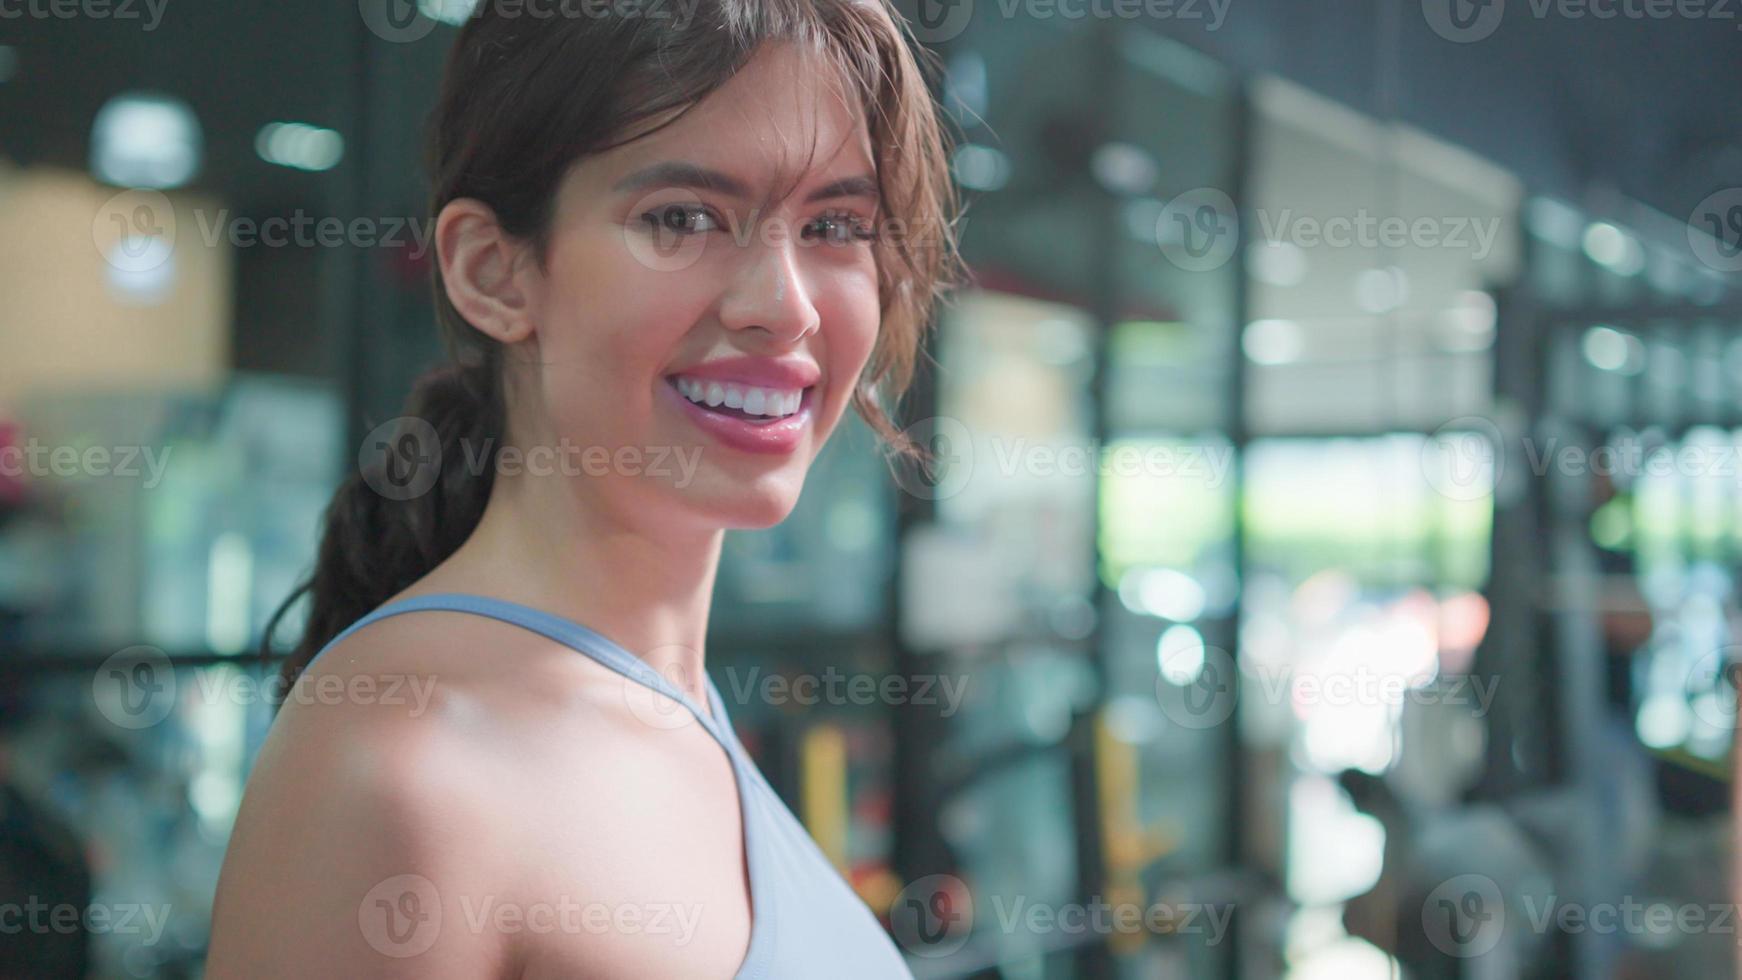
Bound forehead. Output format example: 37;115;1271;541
579;43;875;196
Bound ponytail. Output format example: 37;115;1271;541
263;363;501;687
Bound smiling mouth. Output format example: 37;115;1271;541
665;375;815;426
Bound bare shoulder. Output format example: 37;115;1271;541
206;609;655;979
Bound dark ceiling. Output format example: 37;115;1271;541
1153;0;1742;227
1;1;1737;243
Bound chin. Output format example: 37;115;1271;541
685;465;809;530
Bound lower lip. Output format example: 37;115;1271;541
663;378;814;455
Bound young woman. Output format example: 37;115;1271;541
205;1;962;976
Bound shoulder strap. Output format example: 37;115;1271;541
305;592;736;746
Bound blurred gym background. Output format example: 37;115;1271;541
3;1;1741;977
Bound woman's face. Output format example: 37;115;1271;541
514;42;882;532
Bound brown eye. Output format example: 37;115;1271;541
802;211;875;245
640;203;720;237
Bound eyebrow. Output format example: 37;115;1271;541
612;161;880;205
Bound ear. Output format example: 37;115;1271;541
435;198;539;345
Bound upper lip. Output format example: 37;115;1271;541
666;356;821;391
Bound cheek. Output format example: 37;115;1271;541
534;236;708;429
817;263;882;373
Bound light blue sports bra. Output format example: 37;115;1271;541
308;592;916;980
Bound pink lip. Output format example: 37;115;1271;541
664;355;821;390
663;377;814;456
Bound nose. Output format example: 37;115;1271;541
716;236;822;344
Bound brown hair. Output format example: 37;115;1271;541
265;0;965;684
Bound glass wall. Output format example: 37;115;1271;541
1514;192;1742;978
1238;75;1522;979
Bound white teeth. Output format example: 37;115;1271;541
673;377;805;418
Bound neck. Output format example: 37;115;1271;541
427;464;724;708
